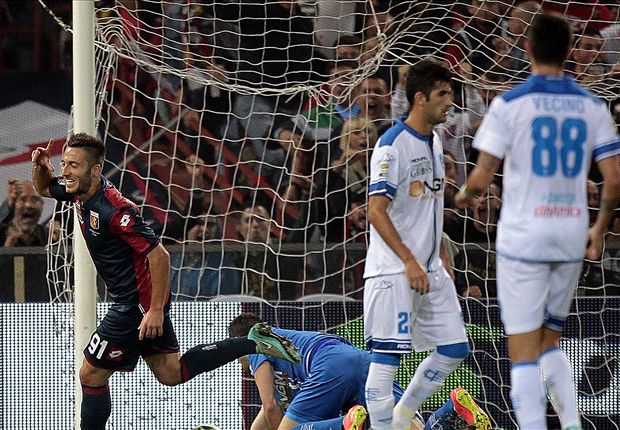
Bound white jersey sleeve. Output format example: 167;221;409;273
368;141;400;200
472;96;512;159
593;104;620;162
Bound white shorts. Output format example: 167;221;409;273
496;256;582;335
363;268;467;354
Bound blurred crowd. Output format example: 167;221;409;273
3;0;620;301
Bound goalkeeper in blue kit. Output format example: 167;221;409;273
229;313;490;430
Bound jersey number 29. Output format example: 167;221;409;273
531;116;586;178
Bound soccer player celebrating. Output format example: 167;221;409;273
363;61;486;430
31;133;300;430
456;13;620;430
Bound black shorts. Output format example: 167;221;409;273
83;304;180;372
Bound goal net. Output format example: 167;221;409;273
43;0;620;429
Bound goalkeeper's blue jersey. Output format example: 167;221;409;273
247;328;350;404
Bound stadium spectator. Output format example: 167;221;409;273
445;0;503;73
443;151;460;225
323;117;377;242
363;10;394;40
567;28;609;88
161;154;212;243
229;312;490;430
363;61;470;429
456;13;620;429
359;36;400;90
235;205;300;300
498;1;541;78
465;183;501;243
541;0;614;32
169;213;240;300
334;34;363;62
449;183;501;298
0;181;47;247
30;133;301;430
0;177;22;224
355;74;392;134
299;60;360;143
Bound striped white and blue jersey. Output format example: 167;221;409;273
364;118;446;277
473;75;620;262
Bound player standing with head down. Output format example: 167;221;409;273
456;13;620;430
31;133;300;430
363;61;489;430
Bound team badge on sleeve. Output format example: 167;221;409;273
378;153;395;177
90;211;100;229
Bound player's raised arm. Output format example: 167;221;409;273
31;139;55;197
367;195;428;294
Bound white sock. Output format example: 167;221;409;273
540;348;582;429
393;403;417;430
365;361;399;430
511;362;548;429
396;351;464;414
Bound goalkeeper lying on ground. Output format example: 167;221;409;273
228;313;491;430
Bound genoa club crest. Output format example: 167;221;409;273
90;211;99;230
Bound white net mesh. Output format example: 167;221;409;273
43;1;620;429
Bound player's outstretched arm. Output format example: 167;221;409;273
31;139;55;197
587;155;620;260
253;361;282;430
455;151;502;208
368;195;429;294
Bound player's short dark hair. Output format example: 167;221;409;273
67;133;106;168
527;13;572;67
405;60;453;105
228;312;263;338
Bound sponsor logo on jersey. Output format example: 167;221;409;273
409;181;424;197
410;157;432;178
409;178;444;198
534;205;582;217
90;211;99;230
273;371;296;406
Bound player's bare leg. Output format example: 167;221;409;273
79;360;114;430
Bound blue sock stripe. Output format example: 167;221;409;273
512;361;539;369
437;342;470;359
370;351;401;366
540;346;560;357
